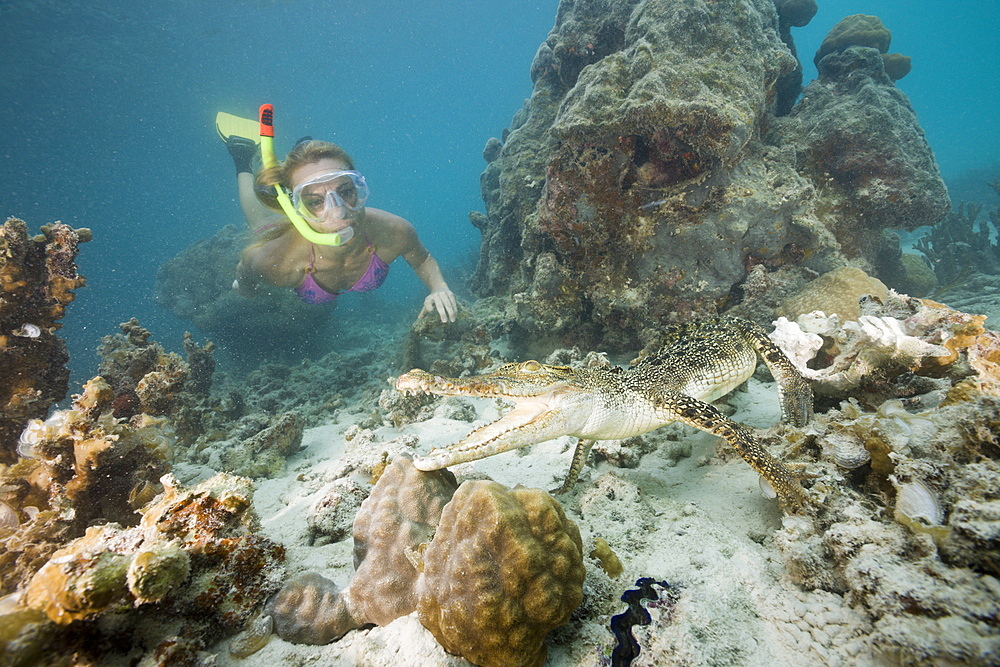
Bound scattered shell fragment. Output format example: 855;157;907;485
0;501;19;530
890;475;950;544
229;613;273;658
11;323;41;338
824;432;871;469
758;475;777;499
892;477;941;526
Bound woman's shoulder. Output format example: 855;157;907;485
365;207;414;231
364;208;418;247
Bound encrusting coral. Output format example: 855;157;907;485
2;473;285;663
0;217;89;463
267;456;585;667
0;376;174;601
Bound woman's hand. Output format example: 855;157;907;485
419;288;458;323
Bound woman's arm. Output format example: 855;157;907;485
400;224;457;323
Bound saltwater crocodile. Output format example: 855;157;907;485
396;316;812;514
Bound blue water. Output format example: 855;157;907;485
1;0;997;385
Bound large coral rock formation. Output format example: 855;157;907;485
771;45;946;234
268;456;584;665
470;0;947;355
417;480;586;667
0;218;88;462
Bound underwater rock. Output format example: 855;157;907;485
154;224;330;360
772;44;947;234
416;480;585;667
469;0;947;356
0;218;88;463
774;0;817;28
216;411;304;478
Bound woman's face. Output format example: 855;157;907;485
289;158;363;232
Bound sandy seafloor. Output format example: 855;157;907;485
185;376;877;667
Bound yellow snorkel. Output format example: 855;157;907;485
258;104;345;246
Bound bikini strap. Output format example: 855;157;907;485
363;231;376;255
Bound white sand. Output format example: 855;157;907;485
211;378;871;666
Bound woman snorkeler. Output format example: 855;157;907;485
225;133;457;323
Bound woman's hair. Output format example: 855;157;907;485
245;140;357;247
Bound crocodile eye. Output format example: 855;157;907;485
521;360;542;372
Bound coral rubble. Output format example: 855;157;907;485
467;0;946;357
0;218;88;463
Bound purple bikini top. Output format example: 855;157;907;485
295;236;390;305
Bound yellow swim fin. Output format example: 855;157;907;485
215;111;261;144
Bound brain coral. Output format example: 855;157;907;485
814;14;891;66
777;267;889;322
416;480;585;667
269;454;458;643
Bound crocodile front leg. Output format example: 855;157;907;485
552;439;596;495
730;317;813;427
654;391;807;514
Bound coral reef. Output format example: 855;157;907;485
0;218;88;463
3;473;285;664
268;456;585;666
770;395;1000;663
154;224;332;360
468;0;946;357
0;376;174;599
98;318;215;422
916;199;1000;286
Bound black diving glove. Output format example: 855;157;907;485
226;136;259;175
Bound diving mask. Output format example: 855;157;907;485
291;170;370;222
